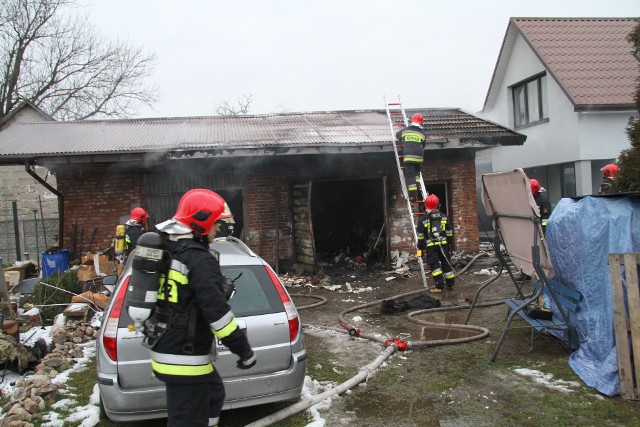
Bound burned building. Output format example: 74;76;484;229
0;108;524;271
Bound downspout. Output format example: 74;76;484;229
25;162;64;248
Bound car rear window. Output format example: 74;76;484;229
223;265;283;317
116;264;283;327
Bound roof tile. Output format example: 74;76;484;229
514;18;639;107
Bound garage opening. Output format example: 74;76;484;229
311;179;385;264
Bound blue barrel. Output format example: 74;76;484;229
41;249;70;278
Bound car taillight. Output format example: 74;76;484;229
103;275;130;361
265;266;300;342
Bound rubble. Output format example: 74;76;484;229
0;319;96;426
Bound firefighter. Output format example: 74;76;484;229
396;113;427;202
151;189;256;427
417;194;454;293
529;179;551;233
124;207;148;257
598;163;619;194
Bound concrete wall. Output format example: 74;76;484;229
0;165;59;265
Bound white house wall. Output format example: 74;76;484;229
578;111;633;160
481;33;634;196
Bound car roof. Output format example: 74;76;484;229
210;237;264;267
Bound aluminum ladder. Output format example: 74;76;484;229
384;95;429;289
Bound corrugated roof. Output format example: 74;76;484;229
0;109;524;160
487;17;639;110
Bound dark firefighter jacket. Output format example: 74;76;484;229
395;125;427;164
149;236;252;383
599;177;615;195
417;209;453;250
533;190;551;228
124;224;144;256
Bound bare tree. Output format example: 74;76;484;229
0;0;158;121
215;94;253;116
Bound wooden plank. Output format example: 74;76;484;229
624;253;640;400
609;253;635;400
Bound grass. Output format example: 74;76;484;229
32;353;311;427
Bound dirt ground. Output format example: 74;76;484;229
282;257;640;427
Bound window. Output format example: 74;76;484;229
512;74;548;128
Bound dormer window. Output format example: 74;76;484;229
512;73;548;128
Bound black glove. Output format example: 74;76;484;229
237;350;256;370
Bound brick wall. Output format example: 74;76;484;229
57;166;142;256
385;156;479;255
54;154;480;266
245;167;295;267
421;156;480;253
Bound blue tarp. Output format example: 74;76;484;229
545;195;640;397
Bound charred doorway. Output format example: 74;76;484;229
310;178;386;266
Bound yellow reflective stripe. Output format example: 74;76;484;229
432;269;443;276
444;272;455;279
417;235;424;241
402;133;425;142
213;317;238;339
151;360;213;376
404;155;423;163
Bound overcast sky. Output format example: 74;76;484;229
78;1;639;119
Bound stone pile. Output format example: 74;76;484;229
0;319;97;426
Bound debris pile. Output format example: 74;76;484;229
51;319;96;347
0;319;96;426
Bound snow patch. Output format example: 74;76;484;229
513;368;581;393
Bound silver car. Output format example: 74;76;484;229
96;237;307;423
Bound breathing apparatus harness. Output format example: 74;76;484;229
125;232;237;353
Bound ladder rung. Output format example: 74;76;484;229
387;103;401;106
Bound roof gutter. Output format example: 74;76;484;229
24;161;64;249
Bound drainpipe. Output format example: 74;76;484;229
275;180;280;273
24;162;64;249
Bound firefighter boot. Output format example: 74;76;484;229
431;278;445;293
445;275;455;290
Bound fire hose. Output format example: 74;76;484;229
244;340;398;427
250;254;500;426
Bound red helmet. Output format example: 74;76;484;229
411;113;424;126
425;194;439;211
130;207;148;223
173;189;226;235
530;179;541;195
602;164;619;179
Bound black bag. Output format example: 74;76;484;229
524;304;553;320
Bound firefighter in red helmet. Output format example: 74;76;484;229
417;194;455;293
396;113;427;202
150;189;255;427
529;178;551;233
124;207;148;257
599;163;619;194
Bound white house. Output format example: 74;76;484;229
478;17;638;204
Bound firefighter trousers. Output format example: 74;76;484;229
165;370;225;427
425;245;455;289
404;161;423;200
